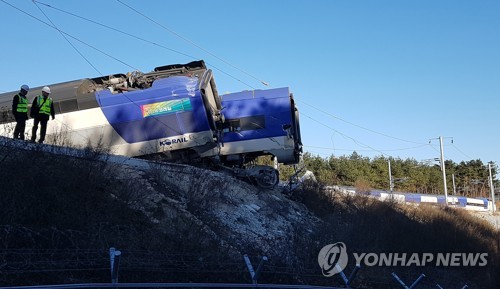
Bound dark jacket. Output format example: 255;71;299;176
31;96;55;120
12;94;28;121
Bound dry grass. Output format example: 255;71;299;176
1;136;498;287
354;177;372;194
0;141;232;285
291;184;500;288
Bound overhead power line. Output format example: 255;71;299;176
451;143;473;160
116;0;269;87
1;0;138;71
32;0;102;75
304;144;429;153
300;111;391;157
297;99;426;145
300;110;439;159
1;0;218;147
33;0;198;60
6;1;474;164
32;0;256;90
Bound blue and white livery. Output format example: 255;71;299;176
0;61;303;188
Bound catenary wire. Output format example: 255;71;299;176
300;111;391;157
304;144;429;152
32;0;256;90
116;0;269;88
297;98;426;145
0;0;138;71
301;111;441;159
297;97;459;160
32;0;102;75
451;143;473;160
11;0;422;158
1;0;218;147
6;1;474;163
33;1;198;60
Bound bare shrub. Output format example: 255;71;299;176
46;124;74;147
354;177;371;194
183;169;227;215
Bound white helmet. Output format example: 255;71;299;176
42;86;51;94
21;84;29;91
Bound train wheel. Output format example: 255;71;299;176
254;168;279;189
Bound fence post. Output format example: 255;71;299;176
243;254;268;284
335;263;361;288
109;247;122;284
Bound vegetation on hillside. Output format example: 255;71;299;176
291;182;499;288
0;142;498;288
279;152;498;198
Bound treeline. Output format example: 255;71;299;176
279;152;498;198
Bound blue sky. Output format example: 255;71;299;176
1;0;499;176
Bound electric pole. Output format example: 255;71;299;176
488;162;496;212
439;136;449;206
452;174;456;205
388;159;394;194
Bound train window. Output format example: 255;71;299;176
53;102;62;114
240;115;265;130
466;201;487;207
77;96;99;110
225;115;265;132
226;119;241;132
59;99;79;113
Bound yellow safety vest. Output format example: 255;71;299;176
37;96;53;116
16;94;28;113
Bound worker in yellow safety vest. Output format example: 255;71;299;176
30;86;55;144
12;84;30;140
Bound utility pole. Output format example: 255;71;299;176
388;159;394;194
452;174;456;205
439;136;449;206
452;174;456;195
488;162;496;212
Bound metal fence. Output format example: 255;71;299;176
0;248;476;289
0;283;345;289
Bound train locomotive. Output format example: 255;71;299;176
202;88;303;187
0;60;302;188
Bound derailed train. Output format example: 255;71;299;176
0;61;302;188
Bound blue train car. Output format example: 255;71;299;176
201;87;302;166
463;197;489;211
0;63;303;188
405;194;421;203
0;61;224;159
